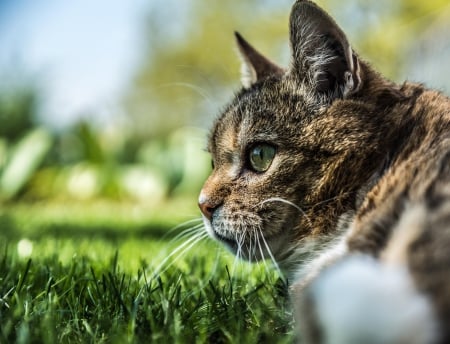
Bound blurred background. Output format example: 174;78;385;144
0;0;449;239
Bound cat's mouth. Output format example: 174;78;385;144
213;231;237;248
210;225;287;262
202;217;240;250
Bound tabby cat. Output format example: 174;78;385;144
198;1;450;343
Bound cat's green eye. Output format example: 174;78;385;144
249;144;276;172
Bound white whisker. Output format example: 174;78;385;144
151;230;208;278
261;197;313;228
255;230;271;276
248;230;254;265
162;218;204;240
170;224;204;242
157;81;215;105
307;192;351;208
184;241;224;298
257;227;286;283
232;230;244;276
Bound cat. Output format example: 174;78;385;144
198;0;450;343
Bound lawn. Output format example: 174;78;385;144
0;200;294;343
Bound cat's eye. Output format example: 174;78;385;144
248;144;276;172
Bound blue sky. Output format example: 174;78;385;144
0;0;148;129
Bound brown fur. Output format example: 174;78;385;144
199;0;450;342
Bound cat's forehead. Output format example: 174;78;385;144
208;78;318;155
232;76;321;122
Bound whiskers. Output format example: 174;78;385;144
150;218;209;279
256;226;285;282
151;213;287;291
232;227;247;275
228;220;286;284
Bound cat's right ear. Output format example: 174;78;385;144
235;32;285;89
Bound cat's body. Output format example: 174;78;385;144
198;1;450;342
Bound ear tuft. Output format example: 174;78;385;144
289;0;362;99
235;32;284;88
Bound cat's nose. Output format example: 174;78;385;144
198;194;218;221
198;202;215;221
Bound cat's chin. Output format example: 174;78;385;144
213;231;237;249
204;218;288;262
204;221;242;255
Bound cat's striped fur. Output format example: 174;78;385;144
199;1;450;342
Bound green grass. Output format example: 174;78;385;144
0;201;294;343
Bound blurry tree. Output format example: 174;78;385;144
342;0;450;79
58;121;105;164
0;87;37;142
125;0;292;139
126;0;450;141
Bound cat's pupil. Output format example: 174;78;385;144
249;144;276;172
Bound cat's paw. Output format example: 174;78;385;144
295;255;438;344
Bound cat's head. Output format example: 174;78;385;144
199;0;390;268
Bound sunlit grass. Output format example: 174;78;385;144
0;201;294;343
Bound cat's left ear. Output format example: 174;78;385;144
289;0;362;99
235;32;285;88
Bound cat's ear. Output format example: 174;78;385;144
235;32;285;89
289;0;361;99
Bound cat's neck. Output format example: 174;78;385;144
282;210;355;286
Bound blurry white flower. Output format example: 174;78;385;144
17;238;33;258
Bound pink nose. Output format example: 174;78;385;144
198;200;216;221
198;193;220;221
